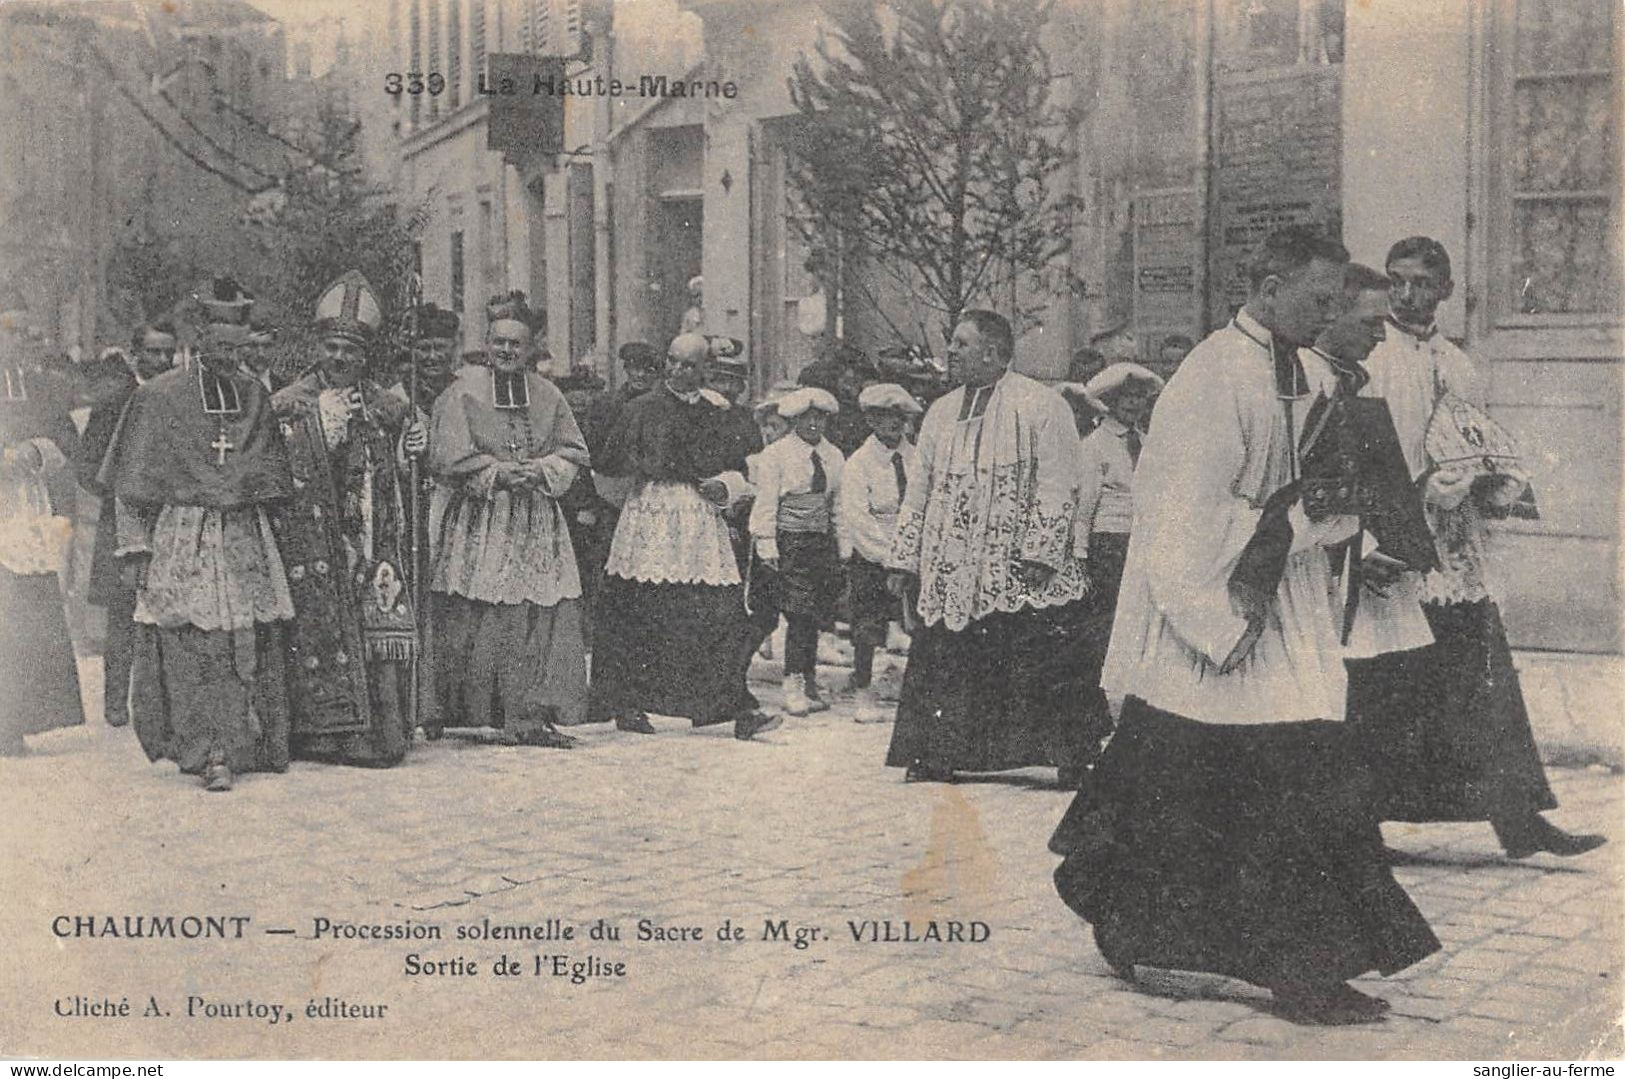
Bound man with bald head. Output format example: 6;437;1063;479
589;333;776;739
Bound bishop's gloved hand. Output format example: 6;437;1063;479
402;420;428;458
118;555;149;592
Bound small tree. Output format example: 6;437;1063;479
787;0;1075;352
242;95;429;381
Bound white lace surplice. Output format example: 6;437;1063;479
427;371;588;606
118;501;295;631
886;371;1087;631
433;487;583;606
604;480;740;586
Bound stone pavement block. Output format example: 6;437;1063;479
1545;939;1619;973
1482;982;1570;1011
1150;997;1262;1024
1468;995;1552;1023
1120;1016;1222;1048
1446;1016;1530;1051
1518;914;1598;939
948;995;1031;1030
1398;974;1481;1003
1442;950;1524;979
1388;993;1467;1021
1516;964;1595;989
883;1018;993;1056
1478;931;1566;954
397;889;473;911
1213;1015;1299;1047
460;873;518;897
1448;912;1527;934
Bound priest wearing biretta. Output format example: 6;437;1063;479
425;290;591;747
97;277;296;790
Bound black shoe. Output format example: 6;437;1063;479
615;713;658;735
1501;816;1608;859
502;726;577;749
1501;832;1605;858
903;759;953;783
734;712;783;741
1274;983;1389;1026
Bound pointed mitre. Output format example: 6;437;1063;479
314;270;383;344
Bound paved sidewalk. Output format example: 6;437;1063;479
1;652;1619;1060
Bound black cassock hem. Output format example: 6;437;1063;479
885;600;1102;772
1051;698;1440;989
1345;599;1557;823
588;575;752;725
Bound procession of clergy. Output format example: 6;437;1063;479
0;224;1608;1026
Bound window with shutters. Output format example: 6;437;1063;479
471;0;486;89
448;0;463;109
532;0;550;55
451;232;466;314
409;0;422;129
428;0;442;121
1486;0;1620;325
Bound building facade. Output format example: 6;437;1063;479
363;0;702;369
0;0;292;351
1045;0;1620;652
360;0;1619;653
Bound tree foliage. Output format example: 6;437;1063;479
242;96;430;381
786;0;1075;351
106;89;427;381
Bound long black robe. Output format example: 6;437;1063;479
589;388;761;725
78;376;139;726
1346;599;1556;823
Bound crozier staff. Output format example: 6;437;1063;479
273;270;426;768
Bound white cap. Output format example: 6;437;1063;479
1083;362;1164;401
776;386;840;418
857;382;923;414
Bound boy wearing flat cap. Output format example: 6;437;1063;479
748;386;845;716
835;383;921;715
1072;361;1162;760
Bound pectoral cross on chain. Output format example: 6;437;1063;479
212;426;235;466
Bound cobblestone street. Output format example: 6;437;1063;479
2;652;1620;1060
